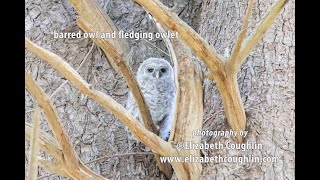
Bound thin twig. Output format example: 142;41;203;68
85;152;154;164
50;42;95;99
141;39;170;57
25;122;62;160
147;16;176;179
26;43;95;114
229;0;254;73
28;108;41;180
26;109;36;114
150;15;179;142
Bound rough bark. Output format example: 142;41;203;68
199;0;294;179
25;0;294;179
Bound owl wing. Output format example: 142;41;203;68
125;92;141;121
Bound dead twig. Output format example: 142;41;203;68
229;0;254;73
50;42;95;99
26;42;96;114
28;108;41;180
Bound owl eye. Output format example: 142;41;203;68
160;68;167;73
147;68;154;73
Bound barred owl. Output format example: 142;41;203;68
126;58;175;140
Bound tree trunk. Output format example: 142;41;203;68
199;0;295;179
25;0;294;179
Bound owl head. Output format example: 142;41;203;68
137;58;174;81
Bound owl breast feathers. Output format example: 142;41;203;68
126;58;175;140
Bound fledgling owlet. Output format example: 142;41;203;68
126;58;175;141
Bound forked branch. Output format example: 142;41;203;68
135;0;288;143
67;0;129;67
26;122;99;179
238;0;288;63
25;73;80;172
229;0;254;73
25;72;106;180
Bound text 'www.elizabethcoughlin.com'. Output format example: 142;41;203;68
160;130;279;164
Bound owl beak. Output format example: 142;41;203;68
156;71;161;79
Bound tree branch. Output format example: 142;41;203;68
153;20;179;143
26;72;106;180
228;0;254;73
67;0;129;70
25;122;62;160
38;158;70;178
238;0;288;63
26;43;95;115
25;73;80;171
214;74;246;143
50;42;95;99
28;108;41;180
26;123;106;180
25;37;176;157
170;37;204;179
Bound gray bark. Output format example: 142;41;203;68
25;0;295;179
199;0;295;179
